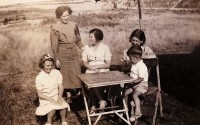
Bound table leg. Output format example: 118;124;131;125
81;86;92;125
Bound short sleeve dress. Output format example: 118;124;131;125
35;69;70;116
82;43;112;73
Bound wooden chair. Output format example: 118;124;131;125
122;57;163;125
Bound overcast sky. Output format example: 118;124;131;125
0;0;53;6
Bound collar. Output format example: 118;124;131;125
88;42;101;48
133;60;143;66
40;69;55;78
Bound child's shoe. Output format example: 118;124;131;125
45;123;51;125
90;106;96;114
129;113;142;122
130;101;135;107
99;100;107;109
62;122;69;125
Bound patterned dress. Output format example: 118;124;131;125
50;21;83;89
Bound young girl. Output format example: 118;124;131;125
124;46;149;122
50;6;84;103
35;54;70;125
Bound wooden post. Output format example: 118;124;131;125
137;0;142;29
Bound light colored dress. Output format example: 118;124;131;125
51;21;83;89
130;60;148;94
82;43;112;73
35;69;70;116
82;43;113;106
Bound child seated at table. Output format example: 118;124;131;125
124;45;149;122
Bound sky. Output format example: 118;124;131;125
0;0;53;6
0;0;104;12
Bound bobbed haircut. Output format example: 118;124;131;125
55;6;72;19
129;29;146;46
127;45;143;57
39;54;55;69
89;28;104;42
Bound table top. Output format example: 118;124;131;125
77;71;134;88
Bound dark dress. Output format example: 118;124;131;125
50;21;83;89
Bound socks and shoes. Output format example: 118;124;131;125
90;100;107;114
66;92;72;103
99;100;107;110
90;106;96;114
129;112;142;122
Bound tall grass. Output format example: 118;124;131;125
0;28;51;72
0;9;200;124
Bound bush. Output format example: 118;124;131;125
3;17;8;25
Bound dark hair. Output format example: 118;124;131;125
39;54;55;69
89;28;104;41
55;6;72;19
127;45;143;57
129;29;146;45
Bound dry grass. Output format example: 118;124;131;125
0;9;200;125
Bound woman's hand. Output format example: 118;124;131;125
89;65;99;71
56;59;61;69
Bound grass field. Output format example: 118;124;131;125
0;5;200;125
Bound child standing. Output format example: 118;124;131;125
35;54;70;125
124;46;149;122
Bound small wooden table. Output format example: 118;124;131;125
77;71;135;125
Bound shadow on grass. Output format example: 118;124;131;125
35;46;200;125
158;46;200;110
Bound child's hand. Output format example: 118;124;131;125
57;96;64;105
49;98;57;104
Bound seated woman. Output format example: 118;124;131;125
35;54;70;125
82;28;112;113
122;29;156;62
121;29;156;75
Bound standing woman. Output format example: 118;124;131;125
50;6;84;103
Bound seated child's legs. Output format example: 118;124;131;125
59;108;67;123
129;90;143;122
124;88;133;106
47;110;56;124
132;90;142;114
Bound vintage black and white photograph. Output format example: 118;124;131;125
0;0;200;125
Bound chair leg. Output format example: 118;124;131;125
134;118;138;125
152;91;159;125
158;92;164;117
